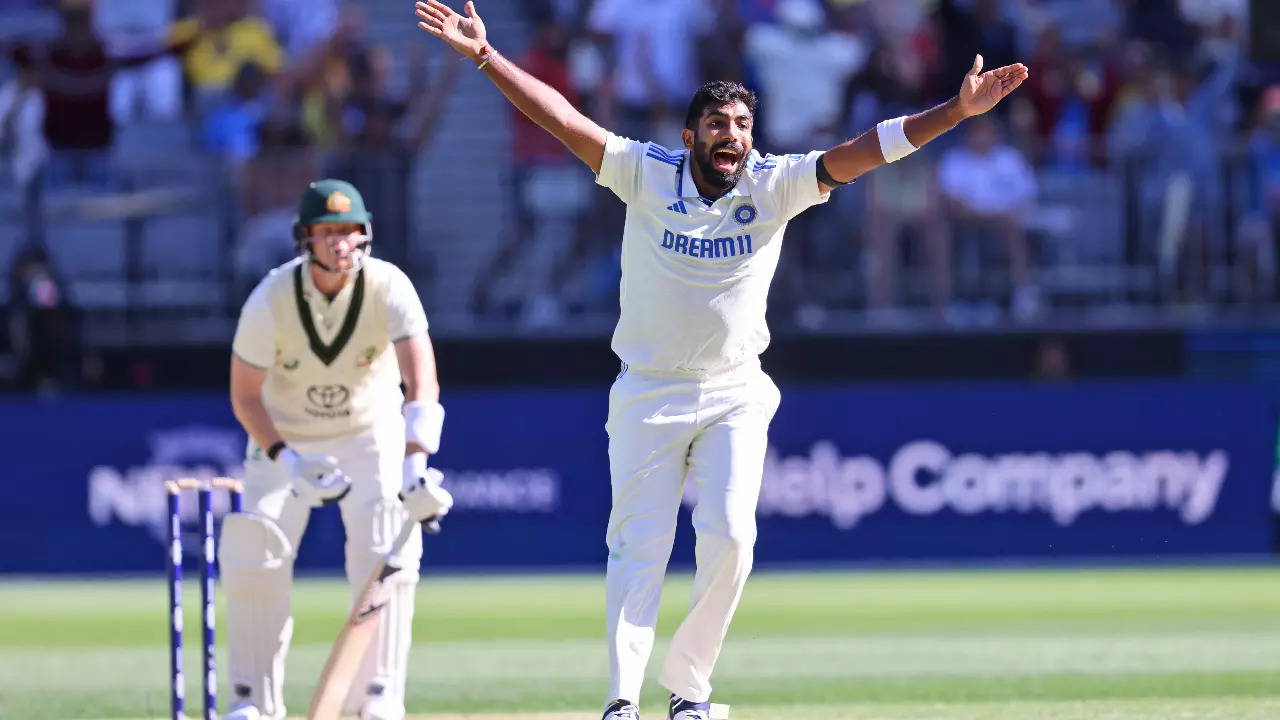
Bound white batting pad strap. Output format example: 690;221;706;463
404;401;444;454
876;116;916;163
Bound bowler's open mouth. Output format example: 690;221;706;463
712;146;742;172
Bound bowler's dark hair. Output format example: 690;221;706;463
684;80;759;130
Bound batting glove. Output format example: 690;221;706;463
280;449;352;507
400;455;453;531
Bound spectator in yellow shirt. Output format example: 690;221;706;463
171;0;282;100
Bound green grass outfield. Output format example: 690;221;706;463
1;567;1278;719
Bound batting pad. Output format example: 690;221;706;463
343;499;422;585
340;500;420;717
340;575;416;717
220;512;294;569
220;513;296;719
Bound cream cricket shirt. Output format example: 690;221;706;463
596;133;830;375
232;256;427;440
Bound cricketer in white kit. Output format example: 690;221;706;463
417;3;1029;718
223;179;453;720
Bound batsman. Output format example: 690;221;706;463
221;179;453;720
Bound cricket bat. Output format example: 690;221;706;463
306;518;437;720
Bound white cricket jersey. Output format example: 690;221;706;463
596;133;829;375
232;256;428;441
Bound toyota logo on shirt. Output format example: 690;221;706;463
307;384;351;409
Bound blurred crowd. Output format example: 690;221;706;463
484;0;1279;326
0;0;1277;369
0;0;460;389
0;0;461;389
0;0;459;265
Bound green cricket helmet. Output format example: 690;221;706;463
292;179;374;256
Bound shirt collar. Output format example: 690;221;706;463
678;151;745;203
301;260;355;309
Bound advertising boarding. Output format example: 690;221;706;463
0;381;1274;573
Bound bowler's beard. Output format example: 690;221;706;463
693;137;746;195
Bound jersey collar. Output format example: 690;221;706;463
294;263;365;366
677;151;745;205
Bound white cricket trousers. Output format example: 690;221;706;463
605;362;780;704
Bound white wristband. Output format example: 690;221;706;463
404;451;428;480
404;401;444;454
876;116;916;163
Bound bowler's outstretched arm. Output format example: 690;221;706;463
415;0;608;172
818;54;1029;193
